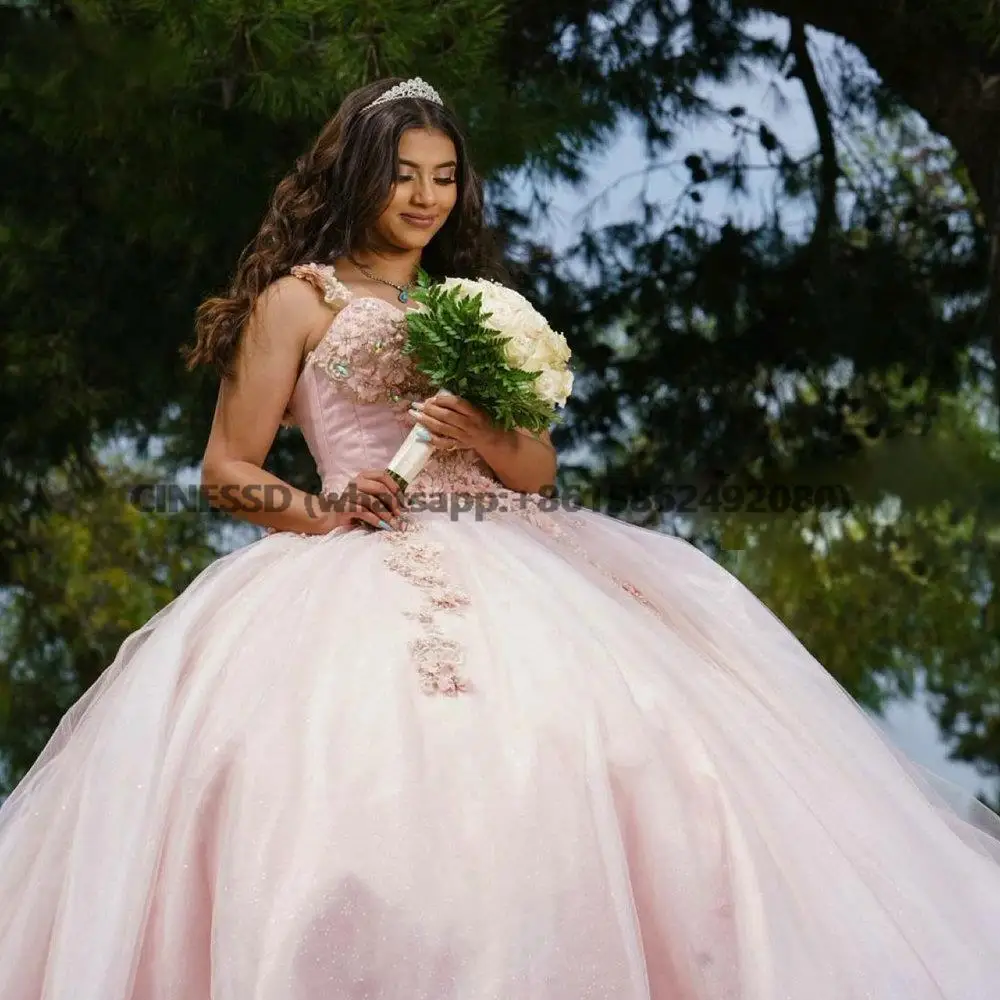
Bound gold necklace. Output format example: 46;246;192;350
348;256;416;303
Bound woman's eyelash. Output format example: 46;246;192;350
396;175;456;185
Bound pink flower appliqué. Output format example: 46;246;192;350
291;262;433;406
616;578;658;612
504;498;663;618
309;301;433;405
410;449;504;497
290;262;353;311
382;522;472;696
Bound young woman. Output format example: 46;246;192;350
2;76;999;1000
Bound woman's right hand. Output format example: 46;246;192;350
314;469;406;533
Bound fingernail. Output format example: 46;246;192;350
415;426;432;443
411;400;424;410
378;519;393;531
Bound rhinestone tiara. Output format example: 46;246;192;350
361;77;444;113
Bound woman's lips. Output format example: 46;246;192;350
400;214;437;229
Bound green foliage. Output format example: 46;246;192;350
672;370;1000;800
404;272;556;432
714;493;1000;800
5;0;1000;796
0;455;219;793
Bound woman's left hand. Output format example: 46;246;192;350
403;392;496;453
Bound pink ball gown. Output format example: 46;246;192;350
2;260;1000;1000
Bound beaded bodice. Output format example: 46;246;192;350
285;262;502;497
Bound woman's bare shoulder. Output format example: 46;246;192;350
243;273;334;345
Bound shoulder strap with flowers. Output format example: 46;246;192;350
290;262;352;310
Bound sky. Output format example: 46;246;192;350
511;23;999;803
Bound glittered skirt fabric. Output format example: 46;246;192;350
2;505;1000;1000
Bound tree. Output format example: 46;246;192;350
492;0;1000;790
711;381;1000;810
0;455;219;791
4;0;1000;796
735;0;1000;375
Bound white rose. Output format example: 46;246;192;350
546;331;572;364
491;302;538;337
477;284;549;337
503;332;536;367
534;368;574;406
443;279;530;338
522;340;550;372
440;277;480;296
525;331;572;371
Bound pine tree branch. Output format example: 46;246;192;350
788;19;838;257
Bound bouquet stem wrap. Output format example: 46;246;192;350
385;389;454;491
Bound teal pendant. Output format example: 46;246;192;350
399;289;409;303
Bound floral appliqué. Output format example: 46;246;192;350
409;449;660;622
410;448;504;497
494;495;660;618
615;577;658;613
382;521;473;696
291;262;433;405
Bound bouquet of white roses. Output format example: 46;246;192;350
386;271;574;489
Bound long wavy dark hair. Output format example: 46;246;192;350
183;78;507;379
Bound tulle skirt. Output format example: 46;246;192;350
2;503;999;999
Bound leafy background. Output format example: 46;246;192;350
3;0;1000;810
